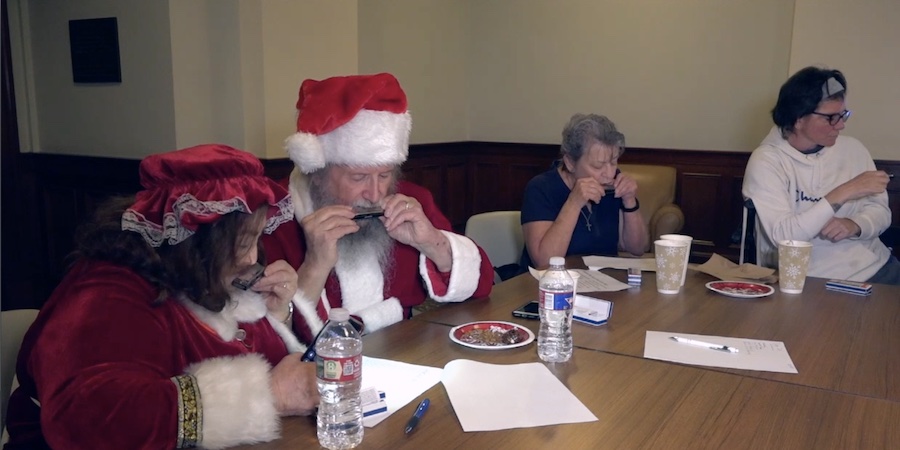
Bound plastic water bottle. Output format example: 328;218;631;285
538;256;574;362
316;308;364;449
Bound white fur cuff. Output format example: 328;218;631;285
293;290;326;338
266;313;307;354
186;354;279;449
421;231;482;302
355;297;403;334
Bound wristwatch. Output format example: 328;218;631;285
621;198;640;213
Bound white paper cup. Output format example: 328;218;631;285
777;240;812;294
659;234;693;286
654;239;690;294
567;270;580;297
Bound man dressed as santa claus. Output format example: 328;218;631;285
263;73;494;343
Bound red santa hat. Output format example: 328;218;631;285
284;73;411;174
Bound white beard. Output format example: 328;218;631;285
307;169;396;313
334;221;394;313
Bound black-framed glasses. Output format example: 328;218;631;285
810;109;851;126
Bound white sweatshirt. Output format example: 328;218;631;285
742;126;891;281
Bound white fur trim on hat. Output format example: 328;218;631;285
285;109;411;174
285;131;325;174
421;231;483;302
186;354;279;448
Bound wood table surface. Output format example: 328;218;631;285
414;267;900;402
235;319;900;450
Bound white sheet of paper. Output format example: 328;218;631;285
583;255;656;272
441;359;598;432
528;267;630;292
643;331;798;373
360;356;443;427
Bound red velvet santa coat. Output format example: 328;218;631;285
262;177;494;344
5;260;305;450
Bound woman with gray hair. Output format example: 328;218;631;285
520;113;648;269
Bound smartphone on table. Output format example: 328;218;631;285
512;301;540;320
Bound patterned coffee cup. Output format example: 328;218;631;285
659;234;693;286
777;240;812;294
655;239;690;294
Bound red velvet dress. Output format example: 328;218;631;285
5;260;299;449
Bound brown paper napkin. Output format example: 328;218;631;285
695;253;778;284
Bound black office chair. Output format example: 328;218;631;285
738;198;757;265
880;225;899;256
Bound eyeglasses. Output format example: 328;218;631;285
810;109;851;126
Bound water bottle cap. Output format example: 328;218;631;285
328;308;350;322
549;256;565;266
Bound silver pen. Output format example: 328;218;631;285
670;336;739;353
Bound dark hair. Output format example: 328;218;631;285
73;196;267;312
772;66;846;133
560;113;625;167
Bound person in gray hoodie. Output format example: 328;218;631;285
742;66;899;284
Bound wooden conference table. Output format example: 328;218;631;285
238;266;900;449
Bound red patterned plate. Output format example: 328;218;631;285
706;281;775;299
449;321;535;350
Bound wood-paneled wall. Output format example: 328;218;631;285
3;145;898;310
402;143;757;258
404;142;900;264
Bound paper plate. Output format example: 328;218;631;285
706;281;775;299
449;321;535;350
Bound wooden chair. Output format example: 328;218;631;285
618;164;684;243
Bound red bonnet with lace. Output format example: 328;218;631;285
122;144;293;247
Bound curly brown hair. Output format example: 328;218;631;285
73;196;268;312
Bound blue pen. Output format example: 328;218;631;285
404;398;430;435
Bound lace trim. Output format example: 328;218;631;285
123;193;293;247
172;374;202;448
265;195;294;235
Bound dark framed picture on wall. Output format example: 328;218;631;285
69;17;121;83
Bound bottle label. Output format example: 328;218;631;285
540;289;573;310
316;354;362;382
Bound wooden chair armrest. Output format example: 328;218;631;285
649;203;685;242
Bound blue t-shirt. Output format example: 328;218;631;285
520;166;621;269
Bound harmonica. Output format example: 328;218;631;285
231;262;265;290
353;207;385;220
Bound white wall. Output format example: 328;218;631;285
358;0;470;144
9;0;358;159
169;0;359;158
169;0;232;151
789;0;900;160
466;0;794;151
260;0;358;159
8;0;899;160
12;0;176;158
